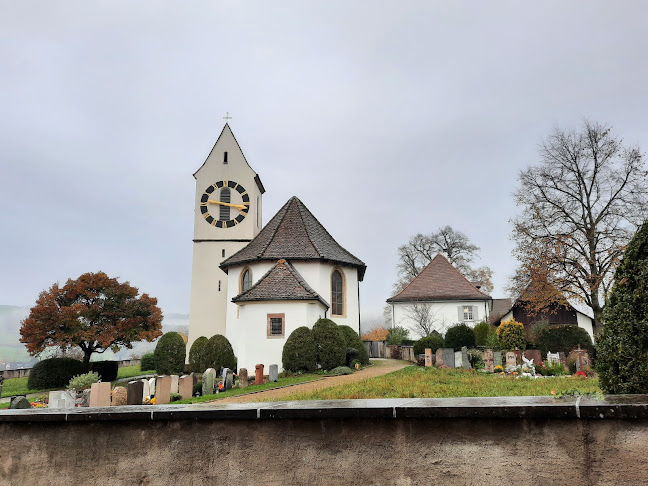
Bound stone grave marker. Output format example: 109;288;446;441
441;348;455;368
454;351;462;368
179;375;192;400
148;378;156;397
170;375;179;394
112;386;127;406
79;389;91;407
513;349;523;364
558;352;567;364
435;349;444;367
506;352;517;368
48;390;76;409
461;346;472;369
127;380;144;405
225;370;234;390
202;368;216;396
239;368;248;388
493;351;502;367
424;348;433;367
9;396;31;409
483;349;494;373
525;350;542;364
222;368;230;390
156;375;172;404
269;364;278;382
89;382;111;407
141;379;151;401
546;352;560;364
255;364;264;385
570;345;591;372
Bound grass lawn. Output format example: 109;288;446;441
116;366;155;380
271;366;602;401
174;374;321;404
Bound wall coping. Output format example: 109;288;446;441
2;395;648;422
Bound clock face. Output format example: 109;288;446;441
199;180;250;228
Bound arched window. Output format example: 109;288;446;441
219;188;231;221
331;269;344;316
241;268;252;292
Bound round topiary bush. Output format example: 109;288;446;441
282;326;317;372
338;325;370;365
496;319;526;351
154;332;187;375
189;336;209;373
537;325;594;357
312;318;346;370
413;333;445;356
204;334;237;373
140;352;156;372
27;357;85;390
444;324;476;351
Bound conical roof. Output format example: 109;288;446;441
387;254;490;302
221;197;366;280
232;259;329;307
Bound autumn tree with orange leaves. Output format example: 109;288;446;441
20;272;163;370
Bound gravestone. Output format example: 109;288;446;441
483;349;494;373
179;375;192;400
570;345;591;372
255;364;264;385
506;352;517;368
435;349;444;367
461;346;472;369
48;390;76;409
513;349;522;364
558;352;567;364
170;375;179;394
111;386;127;406
225;370;234;390
141;379;151;401
127;380;144;405
546;352;560;364
79;389;91;407
149;378;156;397
156;375;172;404
424;348;433;367
239;368;248;388
454;351;463;368
525;350;542;364
441;348;455;368
202;368;216;396
89;382;111;407
269;364;278;382
493;351;502;367
222;368;230;390
9;396;30;409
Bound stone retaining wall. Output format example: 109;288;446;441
1;358;142;379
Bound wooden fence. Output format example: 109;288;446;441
363;342;416;362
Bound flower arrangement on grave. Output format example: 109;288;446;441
143;396;156;405
575;371;587;378
494;365;504;373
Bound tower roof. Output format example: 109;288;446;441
387;254;491;302
221;196;366;280
232;259;329;307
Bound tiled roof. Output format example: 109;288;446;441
232;259;329;307
221;197;366;280
387;254;491;302
488;298;514;324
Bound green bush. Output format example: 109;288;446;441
484;328;500;350
329;366;354;376
338;325;370;365
386;326;409;345
535;361;569;377
28;357;85;390
282;326;317;372
193;381;203;396
596;221;648;393
204;334;237;373
413;333;445;356
536;325;594;356
140;353;156;371
170;393;182;402
67;371;100;390
154;332;186;375
444;324;476;351
312;318;346;370
497;319;526;351
345;347;359;366
189;336;209;373
473;321;493;347
90;361;119;382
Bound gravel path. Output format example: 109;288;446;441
209;359;411;404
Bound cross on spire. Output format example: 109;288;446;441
223;112;232;123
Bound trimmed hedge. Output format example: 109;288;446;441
90;361;119;382
154;332;186;375
473;321;492;347
537;325;594;356
204;334;237;373
27;358;85;390
282;326;317;372
444;324;476;351
338;325;370;365
189;336;209;373
140;353;156;371
413;333;445;356
312;318;346;370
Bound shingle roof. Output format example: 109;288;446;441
387;254;491;302
221;196;366;280
488;298;514;324
232;259;329;307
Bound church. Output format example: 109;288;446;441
187;124;366;372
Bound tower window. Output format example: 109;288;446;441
222;249;225;258
223;152;228;164
331;269;344;316
218;280;221;292
219;188;231;221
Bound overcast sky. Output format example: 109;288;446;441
2;1;647;327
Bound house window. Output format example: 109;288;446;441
331;269;344;316
241;268;252;292
223;151;228;164
219;188;231;221
463;306;474;321
267;313;285;337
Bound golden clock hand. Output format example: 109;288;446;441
208;200;250;211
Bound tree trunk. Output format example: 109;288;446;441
83;350;92;372
591;291;604;335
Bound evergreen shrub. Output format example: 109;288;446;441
345;347;359;366
189;336;209;373
90;361;119;382
536;326;594;356
473;321;493;347
413;333;445;356
140;353;156;371
67;371;100;390
154;332;187;375
312;318;346;370
496;319;526;351
28;358;85;390
338;325;370;365
386;326;409;345
445;324;476;351
282;326;317;372
204;334;237;373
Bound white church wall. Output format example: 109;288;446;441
576;312;595;341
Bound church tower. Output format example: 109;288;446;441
188;123;264;350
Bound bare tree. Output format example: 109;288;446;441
395;226;493;293
403;302;446;338
512;120;648;330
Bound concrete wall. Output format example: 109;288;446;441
2;396;648;485
1;358;141;379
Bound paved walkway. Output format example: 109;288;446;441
206;359;411;404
